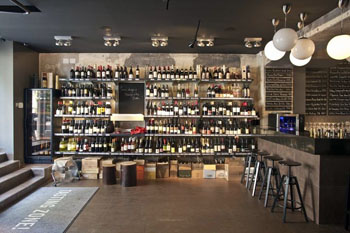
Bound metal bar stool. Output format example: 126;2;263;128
249;151;270;197
258;155;283;207
240;152;256;188
271;160;308;223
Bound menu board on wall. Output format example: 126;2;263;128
328;66;350;115
118;83;145;114
265;68;293;112
305;68;328;115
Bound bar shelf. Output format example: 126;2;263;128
59;97;114;100
54;114;111;118
200;97;253;101
144;134;201;137
202;115;258;119
54;133;145;137
144;115;201;118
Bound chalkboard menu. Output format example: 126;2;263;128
305;68;328;115
328;66;350;115
118;82;145;114
265;68;293;112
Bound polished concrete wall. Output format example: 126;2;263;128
13;43;39;163
0;41;14;160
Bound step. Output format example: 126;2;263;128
0;175;46;211
0;160;20;177
0;153;8;163
0;169;33;195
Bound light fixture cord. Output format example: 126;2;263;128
285;14;287;28
341;7;344;34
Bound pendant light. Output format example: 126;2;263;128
289;53;312;66
264;19;286;61
273;4;298;51
327;0;350;60
291;13;315;60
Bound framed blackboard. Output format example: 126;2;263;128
305;68;328;115
265;68;293;112
118;82;145;114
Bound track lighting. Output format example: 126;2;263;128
196;38;214;47
151;36;168;47
103;36;121;47
244;38;262;48
54;36;72;47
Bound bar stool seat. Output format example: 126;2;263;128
271;160;308;223
259;155;284;207
249;151;270;196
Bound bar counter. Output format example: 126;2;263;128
258;131;350;224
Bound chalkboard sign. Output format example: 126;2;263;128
328;66;350;115
305;68;328;115
118;83;145;114
265;68;293;112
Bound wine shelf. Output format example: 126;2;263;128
144;134;202;137
200;97;253;101
144;115;201;118
55;151;253;156
54;114;111;118
201;115;258;119
59;97;114;100
55;133;145;137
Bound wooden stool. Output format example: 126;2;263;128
121;161;137;187
103;164;116;185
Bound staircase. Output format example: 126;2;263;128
0;152;51;210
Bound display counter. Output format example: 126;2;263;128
258;130;350;225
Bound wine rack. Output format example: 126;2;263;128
53;65;260;158
305;68;328;115
328;66;350;115
265;68;293;112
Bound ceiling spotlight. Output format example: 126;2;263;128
103;36;121;47
197;40;205;47
151;36;168;47
206;40;214;47
54;36;72;47
244;37;262;48
245;41;253;48
160;40;168;47
196;37;215;47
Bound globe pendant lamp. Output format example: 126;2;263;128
273;4;298;51
291;14;316;60
264;41;286;61
289;53;311;66
327;0;350;60
264;19;285;61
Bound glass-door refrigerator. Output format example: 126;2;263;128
24;88;59;163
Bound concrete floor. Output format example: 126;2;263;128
53;177;348;233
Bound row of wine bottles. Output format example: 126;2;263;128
146;101;257;116
58;136;256;154
146;84;199;98
147;66;251;80
145;119;258;135
70;65;140;80
68;65;251;81
56;101;112;115
61;119;114;134
61;83;113;98
206;84;250;98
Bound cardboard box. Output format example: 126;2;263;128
156;162;169;178
134;159;145;166
170;160;178;178
192;163;203;179
145;163;156;180
203;170;216;179
203;164;216;170
192;169;203;179
136;165;144;180
178;170;191;178
82;173;99;180
178;163;191;170
116;162;123;179
82;157;102;173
